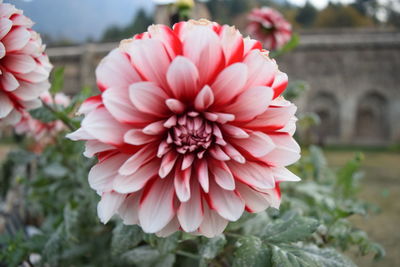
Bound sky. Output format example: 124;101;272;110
289;0;355;9
5;0;373;43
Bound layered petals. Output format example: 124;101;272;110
68;19;300;237
0;3;51;125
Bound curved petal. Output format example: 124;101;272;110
117;192;141;225
88;153;130;191
121;38;171;92
231;131;275;158
199;202;229;238
177;180;204;232
96;49;141;91
208;180;244;221
223;86;273;121
2;27;30;52
0;91;13;118
228;161;275;189
219;25;244;65
97;191;126;224
139;178;176;233
114;159;160;193
236;182;280;213
103;86;155;125
166;56;199;100
182;24;224;86
243;50;278;89
129;82;169;117
82;107;131;145
211;63;248;106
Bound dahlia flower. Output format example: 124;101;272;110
16;92;70;141
0;1;52;125
67;19;300;237
247;7;292;51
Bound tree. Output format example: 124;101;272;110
102;9;153;42
315;3;374;28
295;1;317;28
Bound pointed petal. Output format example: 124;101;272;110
211;63;248;105
174;167;191;202
177;181;204;232
208;181;244;221
98;191;126;224
103;86;155;125
139;178;175;233
117;192;141;225
114;159;160;193
228;161;275;189
223;86;273;121
96;49;141;91
194;85;214;111
88;153;130;191
199;202;229;238
82;107;130;145
166;56;199;100
231;131;275;158
210;161;235;190
129;82;169;117
124;129;157;146
118;144;156;176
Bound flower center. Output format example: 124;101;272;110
168;112;214;157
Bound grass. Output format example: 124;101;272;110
325;150;400;267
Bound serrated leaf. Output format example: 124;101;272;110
29;106;57;123
302;245;356;267
111;224;143;256
200;234;227;260
271;244;356;267
263;214;320;244
233;236;271;267
156;232;180;255
121;246;175;267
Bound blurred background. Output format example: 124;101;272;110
1;0;399;266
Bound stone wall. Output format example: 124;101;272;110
46;29;400;146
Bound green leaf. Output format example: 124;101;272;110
29;106;57;123
271;244;356;267
270;33;300;58
233;236;271;267
262;213;320;244
43;162;68;178
200;234;227;260
111;224;143;256
156;232;180;255
50;67;65;94
121;246;175;267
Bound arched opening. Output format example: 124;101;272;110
309;92;340;144
356;92;389;141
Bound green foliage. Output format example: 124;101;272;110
0;77;384;266
102;9;153;42
50;67;65;94
270;33;300;58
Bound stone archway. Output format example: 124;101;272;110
309;92;340;144
356;92;389;142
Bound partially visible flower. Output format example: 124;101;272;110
16;92;70;148
176;0;194;9
67;19;300;238
247;7;292;51
0;1;52;125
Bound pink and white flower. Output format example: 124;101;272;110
0;1;52;125
67;19;300;237
247;7;292;51
16;92;70;141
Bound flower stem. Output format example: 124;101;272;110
41;101;76;131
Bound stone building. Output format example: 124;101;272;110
46;29;400;146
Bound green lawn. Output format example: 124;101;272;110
325;150;400;267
